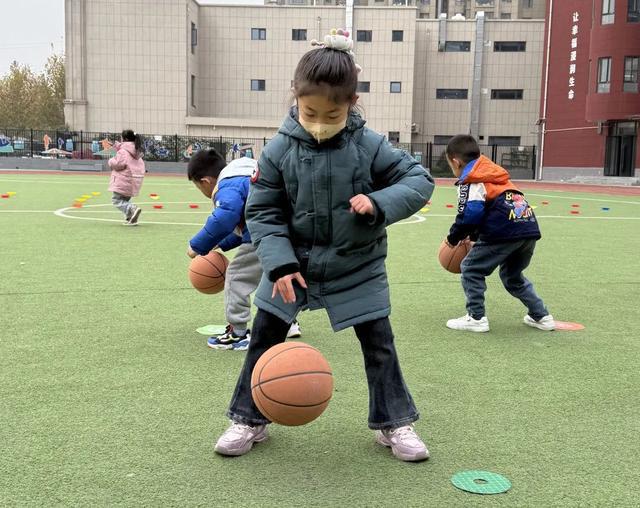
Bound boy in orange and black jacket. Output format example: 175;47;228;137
443;135;554;333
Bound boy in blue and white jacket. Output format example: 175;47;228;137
187;149;300;350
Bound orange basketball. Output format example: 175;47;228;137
251;342;333;426
188;251;229;294
438;238;475;274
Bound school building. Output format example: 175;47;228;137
270;0;546;21
64;0;545;167
538;0;640;179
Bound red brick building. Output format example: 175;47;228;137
539;0;640;179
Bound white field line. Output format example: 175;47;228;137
526;192;640;205
51;202;428;226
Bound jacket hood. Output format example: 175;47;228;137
279;106;366;144
120;141;142;159
461;155;510;185
218;157;256;183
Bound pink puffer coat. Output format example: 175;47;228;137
108;141;145;197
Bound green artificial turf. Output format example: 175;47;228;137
1;173;639;506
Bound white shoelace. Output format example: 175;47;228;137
390;425;419;444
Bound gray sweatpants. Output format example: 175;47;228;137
112;192;136;218
225;243;263;330
461;238;549;321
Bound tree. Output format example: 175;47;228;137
0;54;66;130
0;61;36;129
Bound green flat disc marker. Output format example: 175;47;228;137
196;325;227;336
451;470;512;495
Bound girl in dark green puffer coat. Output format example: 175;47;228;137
214;30;435;462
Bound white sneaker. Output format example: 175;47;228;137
446;314;490;332
376;425;430;462
286;320;301;338
214;422;268;456
524;314;555;331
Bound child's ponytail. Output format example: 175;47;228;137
134;134;144;155
122;129;144;156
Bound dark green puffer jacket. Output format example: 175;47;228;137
246;108;435;331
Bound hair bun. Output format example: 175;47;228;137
312;29;362;72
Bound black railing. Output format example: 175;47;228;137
0;128;269;163
396;142;537;179
0;128;536;179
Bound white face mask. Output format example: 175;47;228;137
298;117;347;143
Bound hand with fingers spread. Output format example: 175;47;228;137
349;194;374;215
272;272;307;304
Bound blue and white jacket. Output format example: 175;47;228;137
189;157;256;255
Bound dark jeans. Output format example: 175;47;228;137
461;238;549;321
227;309;419;430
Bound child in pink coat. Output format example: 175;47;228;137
108;130;146;225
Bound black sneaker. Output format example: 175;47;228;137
127;207;142;225
207;325;250;350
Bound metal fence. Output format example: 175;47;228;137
0;128;269;163
0;128;536;179
397;143;537;180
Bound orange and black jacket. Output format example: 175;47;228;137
447;155;541;245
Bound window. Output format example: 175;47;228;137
357;30;373;42
500;13;511;19
436;88;468;99
191;23;197;54
191;75;196;108
494;41;526;52
629;0;640;22
292;29;307;41
476;0;494;5
624;56;639;92
444;41;471;52
597;57;612;93
491;89;523;99
388;131;400;144
602;0;615;24
250;79;266;91
523;0;533;7
390;82;402;93
434;135;453;144
357;81;371;93
392;30;404;42
488;136;520;146
251;28;266;40
484;11;494;19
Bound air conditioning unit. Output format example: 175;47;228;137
411;123;420;134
